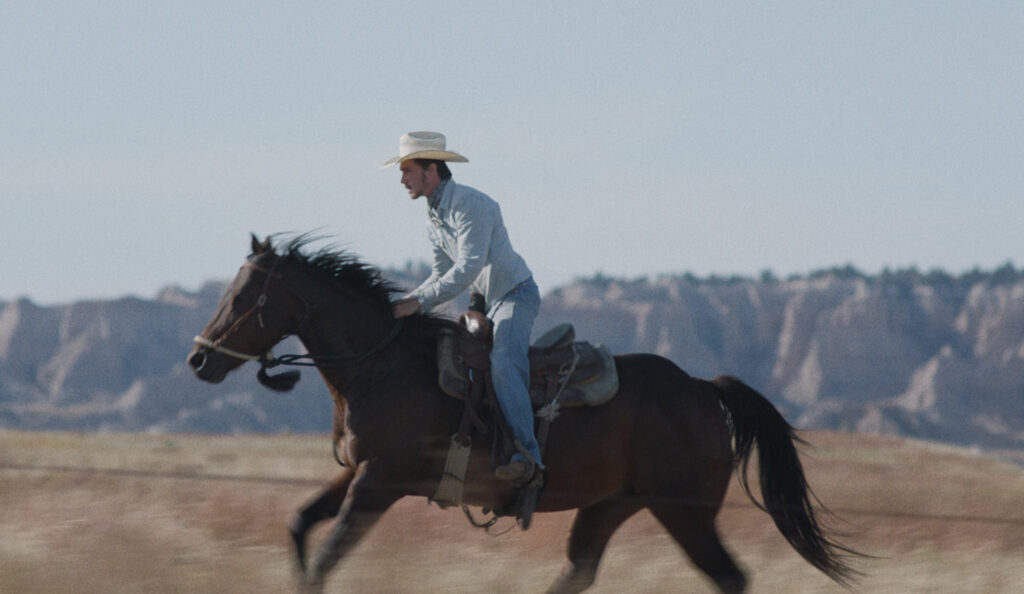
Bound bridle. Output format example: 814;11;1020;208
192;257;298;362
192;257;403;369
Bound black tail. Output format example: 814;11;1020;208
712;375;862;587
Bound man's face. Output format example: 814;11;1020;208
399;160;439;200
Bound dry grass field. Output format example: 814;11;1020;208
2;429;1023;593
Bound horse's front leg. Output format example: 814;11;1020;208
303;461;402;592
290;466;356;577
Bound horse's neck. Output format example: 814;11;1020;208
295;293;393;391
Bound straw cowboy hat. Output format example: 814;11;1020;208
381;131;469;168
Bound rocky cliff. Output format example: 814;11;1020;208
2;266;1022;451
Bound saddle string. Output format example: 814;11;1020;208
534;346;580;423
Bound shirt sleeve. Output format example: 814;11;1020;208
409;196;493;311
408;239;453;302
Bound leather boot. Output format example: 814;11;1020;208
494;459;534;485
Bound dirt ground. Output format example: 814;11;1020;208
2;430;1023;593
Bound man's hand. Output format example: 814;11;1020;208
392;297;422;318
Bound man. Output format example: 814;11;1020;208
384;131;541;485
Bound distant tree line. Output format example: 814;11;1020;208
569;261;1024;289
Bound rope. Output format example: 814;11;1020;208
461;505;516;535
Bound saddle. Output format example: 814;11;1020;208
431;308;619;525
437;314;619;411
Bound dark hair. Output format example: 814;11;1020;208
414;158;452;180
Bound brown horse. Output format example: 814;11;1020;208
187;235;859;593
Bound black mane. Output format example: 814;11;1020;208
267;235;457;355
274;235;399;310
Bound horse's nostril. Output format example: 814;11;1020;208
188;350;207;371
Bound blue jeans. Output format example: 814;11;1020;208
488;277;542;467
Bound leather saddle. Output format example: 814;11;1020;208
437;312;619;410
431;308;619;525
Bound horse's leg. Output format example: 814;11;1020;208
547;499;643;594
304;461;401;592
648;505;747;594
289;466;355;576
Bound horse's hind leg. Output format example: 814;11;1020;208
547;499;643;594
649;504;747;594
290;467;355;576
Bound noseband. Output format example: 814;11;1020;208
192;258;403;369
192;335;264;362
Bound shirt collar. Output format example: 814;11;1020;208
427;178;451;210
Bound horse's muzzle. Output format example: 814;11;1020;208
187;346;227;383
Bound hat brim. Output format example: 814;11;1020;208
380;150;469;169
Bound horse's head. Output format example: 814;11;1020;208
187;234;306;389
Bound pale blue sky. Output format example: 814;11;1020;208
2;1;1022;304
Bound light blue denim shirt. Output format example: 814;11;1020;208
408;179;533;312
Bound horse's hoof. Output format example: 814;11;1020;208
298;575;324;594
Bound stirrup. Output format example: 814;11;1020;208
496;440;541;486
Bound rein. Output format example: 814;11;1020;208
262;317;405;369
193;258;404;372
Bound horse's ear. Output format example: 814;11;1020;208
250;234;272;255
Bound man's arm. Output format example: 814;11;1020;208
409;197;494;311
392;297;421;318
